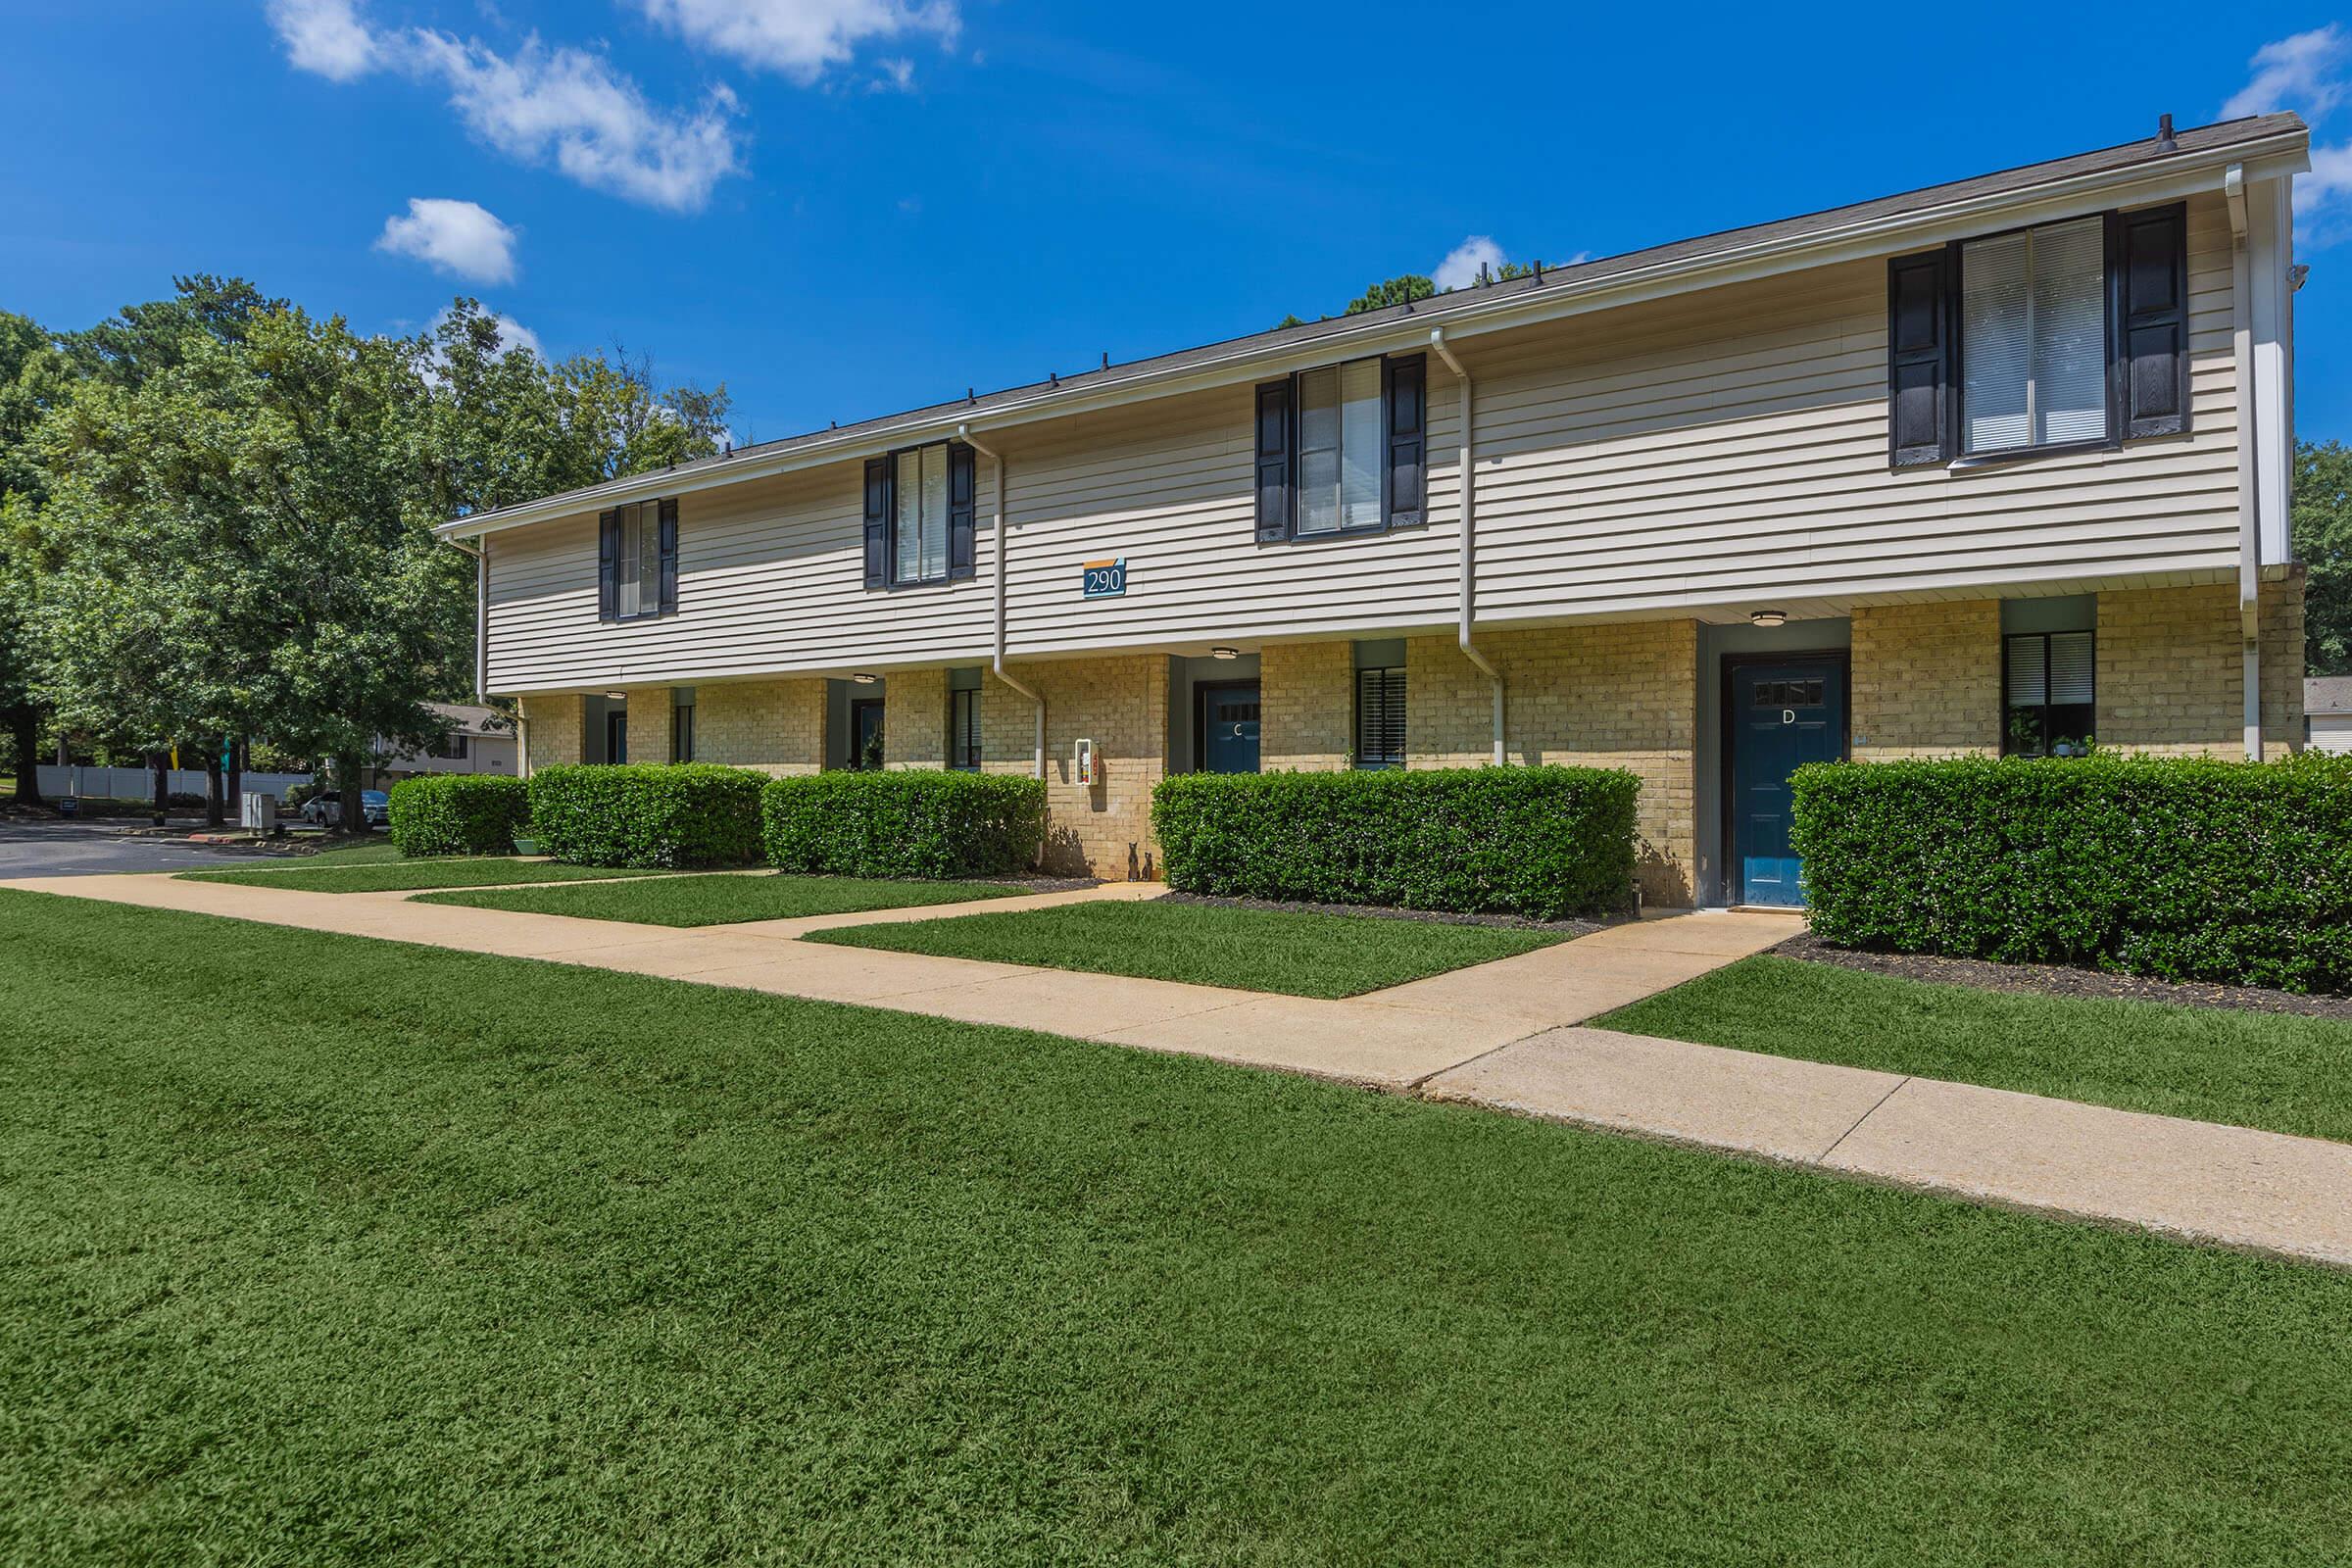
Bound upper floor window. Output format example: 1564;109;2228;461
597;497;677;622
1255;353;1425;543
1886;203;2188;468
863;442;976;589
1962;217;2108;454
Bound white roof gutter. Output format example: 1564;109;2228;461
440;130;2309;543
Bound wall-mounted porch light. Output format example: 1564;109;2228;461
1747;610;1788;629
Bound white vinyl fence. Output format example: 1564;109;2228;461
36;765;314;803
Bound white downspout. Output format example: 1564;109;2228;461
1429;328;1505;765
2227;165;2263;760
957;423;1046;779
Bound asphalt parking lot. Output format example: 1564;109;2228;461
0;819;300;877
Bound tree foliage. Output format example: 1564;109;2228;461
2296;439;2352;675
10;277;729;818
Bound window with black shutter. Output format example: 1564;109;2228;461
1886;201;2188;467
597;496;680;621
1255;352;1426;542
1354;666;1406;768
865;441;978;590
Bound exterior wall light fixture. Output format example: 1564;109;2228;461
852;672;879;684
1747;610;1788;629
1210;647;1240;660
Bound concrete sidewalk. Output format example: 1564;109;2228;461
11;869;2352;1268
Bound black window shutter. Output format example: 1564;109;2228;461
1383;353;1426;528
597;508;618;621
1254;378;1293;543
1886;249;1951;467
862;457;891;589
2117;202;2191;440
948;442;977;579
656;498;679;616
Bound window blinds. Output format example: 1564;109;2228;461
1962;217;2108;454
1297;359;1384;534
1355;667;1405;767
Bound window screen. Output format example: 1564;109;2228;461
950;688;982;770
2004;630;2095;756
1297;359;1384;535
1355;666;1405;768
894;443;951;585
1963;217;2108;454
615;503;645;617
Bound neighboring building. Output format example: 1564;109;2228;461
373;703;519;782
442;115;2309;908
2306;678;2352;753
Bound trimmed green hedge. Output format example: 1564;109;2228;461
1152;766;1641;920
761;771;1046;879
1791;753;2352;993
385;774;530;858
527;763;766;868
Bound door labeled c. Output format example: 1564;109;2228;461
1198;683;1260;774
1727;659;1844;906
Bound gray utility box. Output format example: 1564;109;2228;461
239;792;279;833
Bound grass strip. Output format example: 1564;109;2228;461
1601;954;2352;1145
806;896;1562;997
416;870;1027;926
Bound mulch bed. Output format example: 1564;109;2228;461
1772;930;2352;1023
1158;890;1606;936
967;874;1101;894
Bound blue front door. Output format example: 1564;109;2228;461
1728;659;1845;906
1200;683;1261;773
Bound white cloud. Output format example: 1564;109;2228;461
376;198;520;283
869;55;916;92
268;0;376;81
2223;24;2350;119
2223;26;2352;244
637;0;958;81
267;2;745;211
402;31;743;212
1433;235;1507;291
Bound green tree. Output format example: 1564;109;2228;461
2295;440;2352;675
1345;274;1438;315
0;310;86;805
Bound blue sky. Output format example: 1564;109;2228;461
5;2;2350;444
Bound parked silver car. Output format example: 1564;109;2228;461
302;789;390;828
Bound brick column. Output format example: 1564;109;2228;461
1850;601;2001;759
1260;641;1352;770
516;693;583;774
883;668;948;770
696;679;826;775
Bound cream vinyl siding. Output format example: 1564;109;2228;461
1467;194;2239;621
483;194;2244;693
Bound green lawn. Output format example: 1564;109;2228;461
175;856;674;894
1601;955;2352;1145
4;891;2350;1564
806;897;1564;998
415;870;1028;926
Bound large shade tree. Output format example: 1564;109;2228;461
2296;440;2352;676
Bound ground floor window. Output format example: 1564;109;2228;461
604;710;628;765
849;698;885;770
671;702;695;762
950;688;982;770
2003;630;2095;756
1354;666;1404;768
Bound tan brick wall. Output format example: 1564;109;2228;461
1260;640;1353;770
1851;601;2001;759
617;685;673;763
695;679;826;775
883;669;948;770
2098;576;2304;759
980;657;1167;879
1408;621;1698;906
517;693;583;774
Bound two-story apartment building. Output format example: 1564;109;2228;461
443;114;2309;907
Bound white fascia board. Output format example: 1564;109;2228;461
443;133;2310;543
